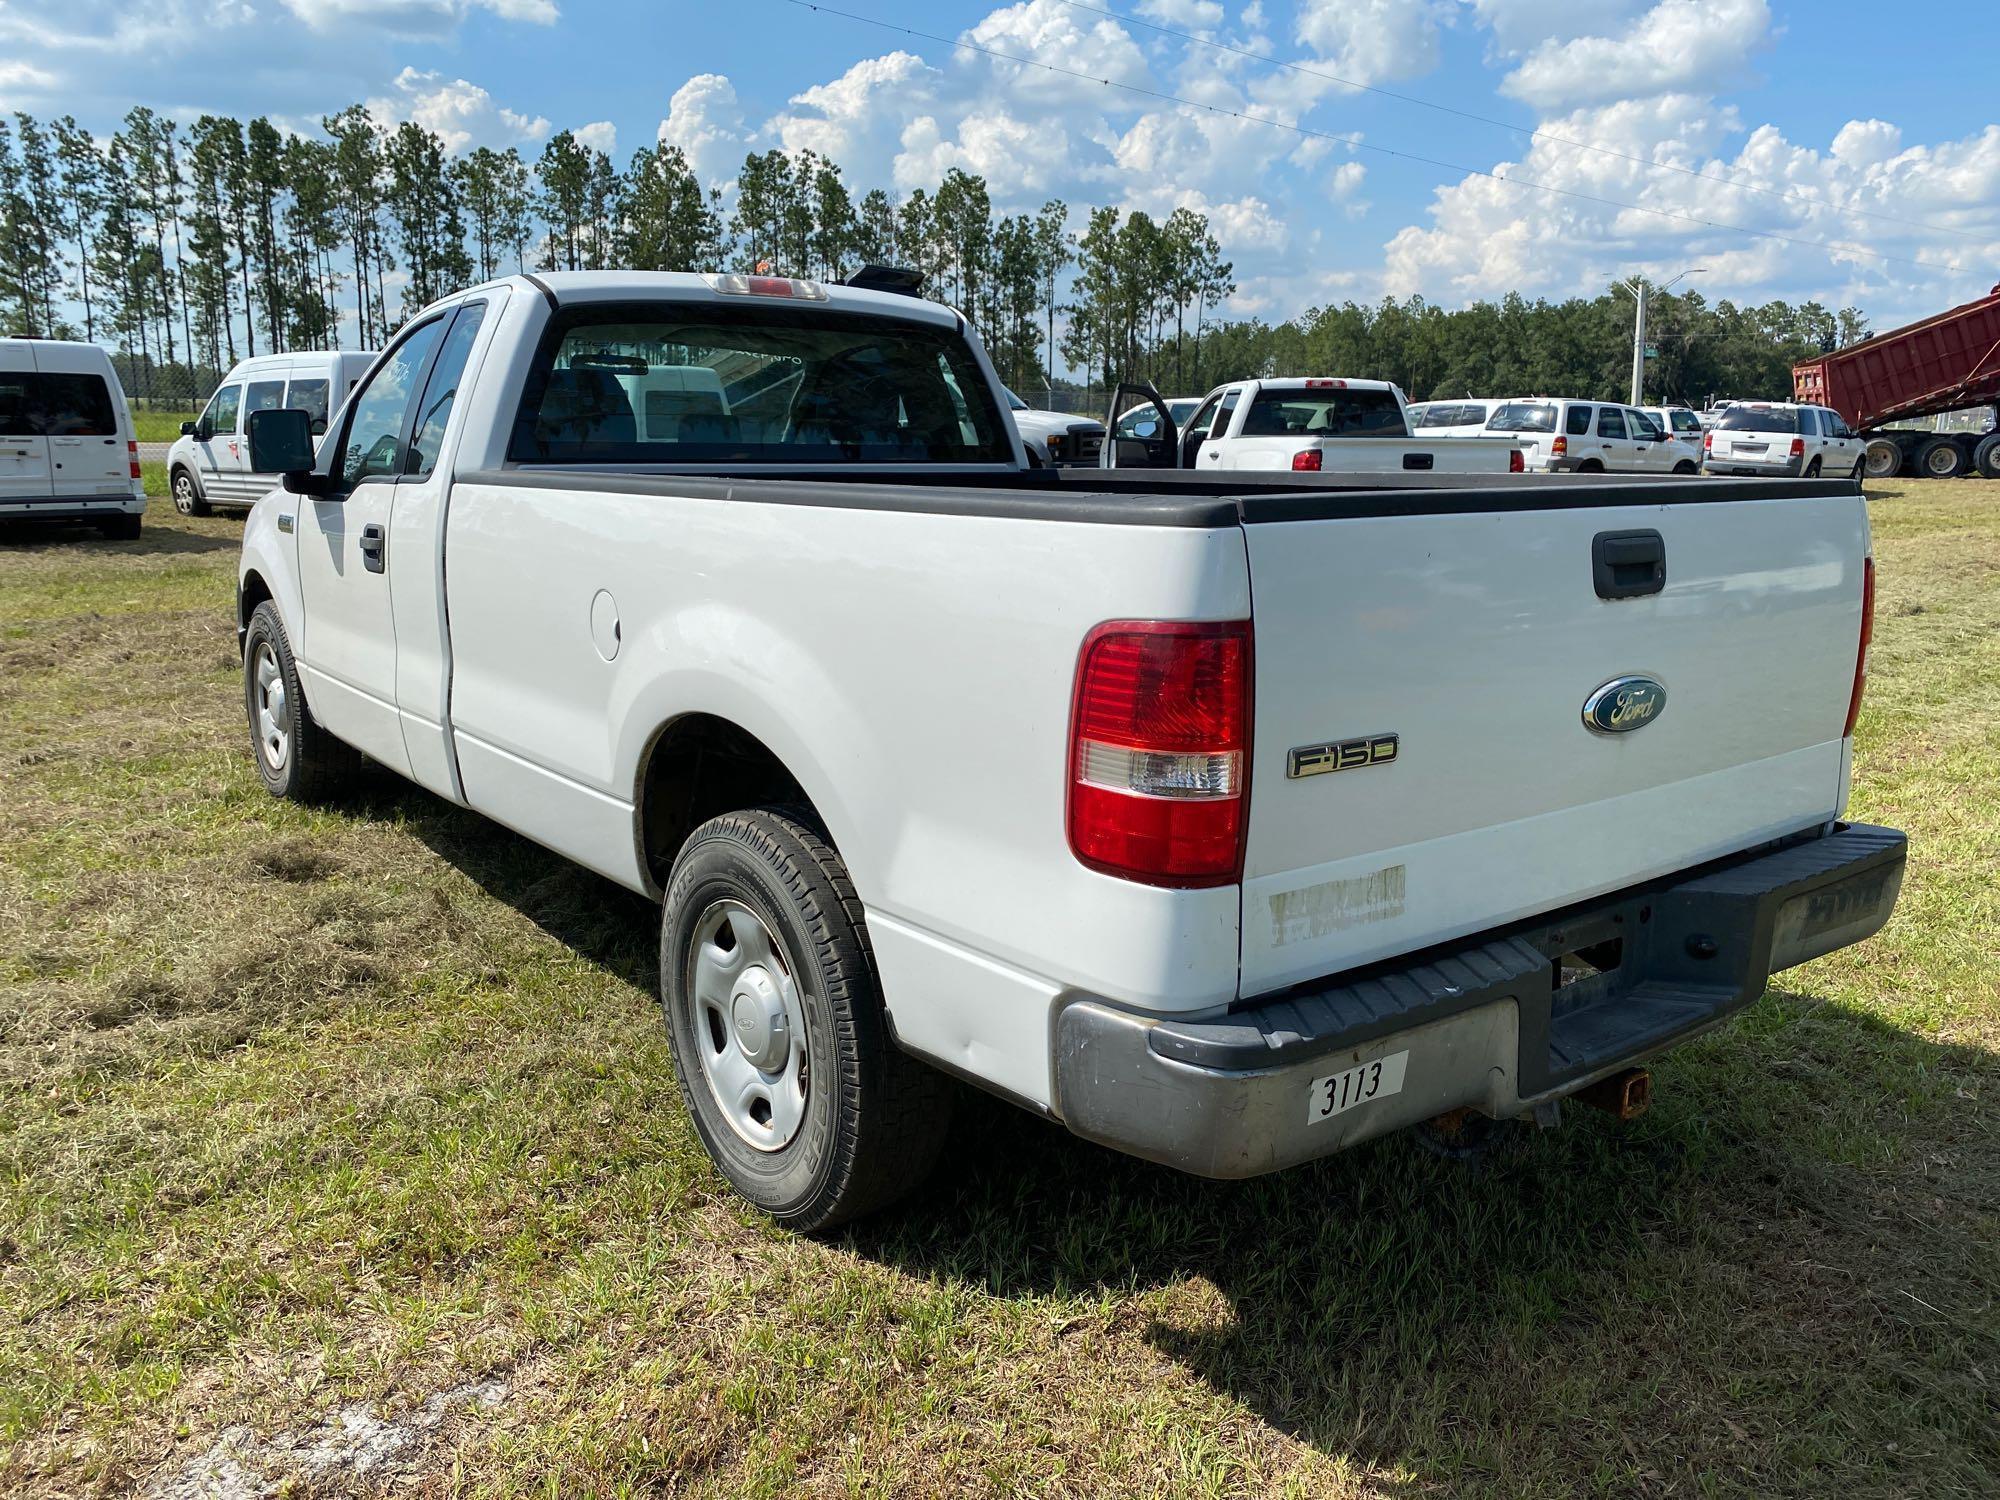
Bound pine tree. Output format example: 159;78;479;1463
51;117;103;341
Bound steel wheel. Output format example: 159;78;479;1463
688;898;810;1152
1863;440;1901;478
251;640;290;774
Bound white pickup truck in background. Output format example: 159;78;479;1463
234;269;1904;1231
1103;376;1527;475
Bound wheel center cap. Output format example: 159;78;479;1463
729;967;790;1071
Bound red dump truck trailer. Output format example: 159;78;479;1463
1793;284;2000;479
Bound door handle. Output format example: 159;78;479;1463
359;523;386;574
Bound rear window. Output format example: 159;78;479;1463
1238;387;1406;438
1487;402;1556;434
1717;406;1798;433
0;372;118;435
508;302;1011;465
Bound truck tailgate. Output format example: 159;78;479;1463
1238;487;1869;996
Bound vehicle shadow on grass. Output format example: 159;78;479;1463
0;520;238;554
350;781;1994;1491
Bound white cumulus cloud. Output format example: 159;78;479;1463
365;66;549;152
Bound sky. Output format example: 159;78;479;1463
2;0;1995;338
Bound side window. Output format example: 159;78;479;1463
1628;408;1660;437
245;379;287;420
0;373;31;433
37;374;118;435
203;385;241;436
406;303;487;479
1213;388;1241;434
1566;404;1592;436
1184;394;1222;441
286;378;331;432
1829;412;1853;439
339;318;446;486
1675;411;1701;436
1799;408;1821;436
1597;407;1627;439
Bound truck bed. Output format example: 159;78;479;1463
1794;285;2000;430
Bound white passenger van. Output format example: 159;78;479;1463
0;338;146;537
168;350;376;514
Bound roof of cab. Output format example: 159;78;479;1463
469;270;966;333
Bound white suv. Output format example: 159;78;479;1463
1483;398;1702;474
1703;402;1865;479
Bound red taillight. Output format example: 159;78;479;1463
1067;620;1252;887
1291;449;1322;471
127;440;141;480
1704;430;1713;452
1303;378;1347;389
1790;437;1805;458
1508;447;1524;473
1843;557;1874;737
1552;435;1568;457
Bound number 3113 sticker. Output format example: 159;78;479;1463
1307;1050;1410;1125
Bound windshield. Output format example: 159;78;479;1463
509;303;1012;465
1239;387;1407;437
1717;406;1799;433
1487;402;1557;434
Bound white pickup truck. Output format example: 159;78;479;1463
1103;377;1527;475
235;270;1904;1231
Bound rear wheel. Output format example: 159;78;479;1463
660;808;951;1233
1577;459;1604;474
1863;438;1902;478
1672;460;1698;475
171;467;210;517
1804;456;1822;477
1917;436;1966;479
1974;433;2000;479
99;513;141;540
243;600;359;801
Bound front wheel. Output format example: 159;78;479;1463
171;467;210;516
1673;460;1698;475
660;808;951;1233
242;600;359;801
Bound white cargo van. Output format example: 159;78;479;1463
0;338;146;537
168;350;376;514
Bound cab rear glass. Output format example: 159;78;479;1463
1717;406;1799;433
507;302;1012;466
1238;387;1405;437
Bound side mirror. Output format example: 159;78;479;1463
247;408;335;496
180;420;198;437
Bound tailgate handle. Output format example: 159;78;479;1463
1401;452;1434;471
1592;529;1665;600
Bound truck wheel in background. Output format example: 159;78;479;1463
1975;433;2000;479
660;808;951;1233
1863;438;1902;478
242;600;359;802
171;466;211;516
1916;436;1966;479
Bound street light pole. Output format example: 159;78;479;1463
1618;267;1705;406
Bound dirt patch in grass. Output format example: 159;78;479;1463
2;495;1997;1498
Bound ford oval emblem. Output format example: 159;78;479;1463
1583;676;1667;735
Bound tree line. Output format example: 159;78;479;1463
0;99;1872;410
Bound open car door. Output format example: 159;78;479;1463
1101;382;1179;468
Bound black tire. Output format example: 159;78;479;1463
99;512;141;540
1804;456;1822;477
1915;436;1966;479
171;466;210;516
1863;438;1902;479
242;600;359;801
660;808;950;1233
1577;459;1604;474
1974;433;2000;480
1672;460;1698;475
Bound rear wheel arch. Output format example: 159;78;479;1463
635;713;827;894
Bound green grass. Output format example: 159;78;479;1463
1;483;1996;1497
128;409;200;444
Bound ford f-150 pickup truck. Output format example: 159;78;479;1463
236;269;1903;1231
1102;376;1529;475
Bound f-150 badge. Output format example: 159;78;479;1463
1288;733;1399;778
1583;676;1667;734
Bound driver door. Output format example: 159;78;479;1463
1102;383;1179;468
295;314;448;778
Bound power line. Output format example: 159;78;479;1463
779;0;1965;276
1052;0;1987;245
